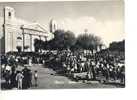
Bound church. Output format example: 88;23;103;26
0;6;56;54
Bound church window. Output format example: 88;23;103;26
8;12;11;17
17;37;22;40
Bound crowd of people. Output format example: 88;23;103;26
46;50;125;84
1;49;125;89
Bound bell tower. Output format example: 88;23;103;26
4;6;15;25
3;6;16;53
49;19;57;33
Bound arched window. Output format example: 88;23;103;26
17;37;22;40
8;12;11;17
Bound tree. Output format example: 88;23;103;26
34;38;46;52
109;40;125;52
75;33;102;53
48;30;76;50
52;30;65;50
63;31;76;49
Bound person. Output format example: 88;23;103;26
86;59;92;80
8;56;16;66
22;66;30;89
16;71;24;89
5;64;11;72
4;70;11;88
10;70;17;88
90;60;96;80
28;70;32;87
120;65;125;84
34;70;38;87
62;62;67;73
28;57;32;67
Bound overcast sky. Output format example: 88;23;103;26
0;0;124;46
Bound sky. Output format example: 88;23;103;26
0;0;124;46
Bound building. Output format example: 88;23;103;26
0;6;53;54
49;19;58;33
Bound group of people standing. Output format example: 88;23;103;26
1;55;38;90
1;49;125;89
50;50;125;84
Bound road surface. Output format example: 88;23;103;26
28;64;121;89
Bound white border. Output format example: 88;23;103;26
1;0;137;100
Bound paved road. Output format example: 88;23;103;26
27;64;120;89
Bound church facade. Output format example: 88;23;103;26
0;6;54;54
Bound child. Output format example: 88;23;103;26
34;70;38;87
16;71;24;89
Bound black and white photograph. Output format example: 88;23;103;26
0;0;125;90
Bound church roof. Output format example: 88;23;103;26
21;23;48;34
